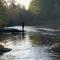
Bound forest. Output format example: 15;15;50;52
0;0;60;28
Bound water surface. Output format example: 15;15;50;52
0;26;60;60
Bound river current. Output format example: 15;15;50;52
0;26;60;60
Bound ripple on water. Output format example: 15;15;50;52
0;26;60;60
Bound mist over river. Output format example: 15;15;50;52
0;26;60;60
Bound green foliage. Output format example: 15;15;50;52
29;0;41;15
0;0;8;27
28;0;60;27
0;0;59;27
30;0;60;15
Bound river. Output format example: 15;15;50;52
0;26;60;60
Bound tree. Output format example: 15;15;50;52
0;0;8;27
29;0;60;27
29;0;41;15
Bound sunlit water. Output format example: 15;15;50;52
0;26;60;60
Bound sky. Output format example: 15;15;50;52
5;0;32;10
16;0;32;10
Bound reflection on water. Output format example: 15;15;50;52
0;27;60;60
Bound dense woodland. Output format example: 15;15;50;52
0;0;60;28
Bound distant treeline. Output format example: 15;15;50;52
0;0;60;29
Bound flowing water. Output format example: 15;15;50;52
0;26;60;60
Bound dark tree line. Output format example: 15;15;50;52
0;0;60;28
0;0;8;27
29;0;60;28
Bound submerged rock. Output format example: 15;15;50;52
0;48;12;55
51;46;60;53
0;44;12;55
49;43;60;54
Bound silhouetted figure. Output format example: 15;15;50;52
21;22;25;38
22;22;24;31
